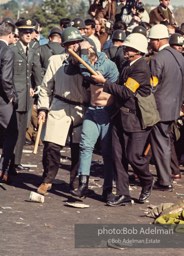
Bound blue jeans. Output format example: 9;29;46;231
78;106;113;189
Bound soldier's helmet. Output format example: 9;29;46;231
61;27;83;45
112;29;126;42
71;18;85;30
169;33;183;46
2;17;15;28
132;25;147;37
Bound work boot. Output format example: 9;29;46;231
37;183;52;195
71;175;89;198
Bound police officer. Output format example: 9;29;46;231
92;33;154;205
149;24;184;191
39;27;64;77
37;27;90;195
10;19;42;170
104;29;126;72
169;33;183;53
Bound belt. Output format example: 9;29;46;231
54;95;88;107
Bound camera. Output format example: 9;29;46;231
126;0;145;13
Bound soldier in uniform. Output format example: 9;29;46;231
37;27;90;195
92;33;154;205
9;19;42;171
149;24;184;190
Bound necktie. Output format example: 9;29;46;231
26;46;29;57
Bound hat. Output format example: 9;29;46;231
2;17;15;28
15;19;34;29
48;27;62;37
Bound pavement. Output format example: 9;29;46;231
0;143;184;256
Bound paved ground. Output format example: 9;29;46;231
0;143;184;256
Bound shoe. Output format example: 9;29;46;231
37;183;52;195
172;174;181;180
153;181;173;192
9;167;18;176
139;179;154;204
107;195;132;207
15;164;30;171
139;183;153;204
102;188;115;202
71;175;89;198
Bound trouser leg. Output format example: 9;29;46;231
150;122;172;186
78;111;100;176
126;130;153;189
100;123;113;190
0;110;18;173
42;141;62;183
69;142;80;188
111;116;129;196
14;112;28;165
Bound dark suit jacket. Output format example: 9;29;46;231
10;41;42;112
150;46;184;122
103;57;151;132
0;40;17;128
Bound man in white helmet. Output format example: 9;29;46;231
149;24;184;191
91;33;153;205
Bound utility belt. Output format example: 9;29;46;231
54;95;88;107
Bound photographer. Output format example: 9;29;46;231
116;0;149;27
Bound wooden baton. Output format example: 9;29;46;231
67;48;98;75
33;119;43;154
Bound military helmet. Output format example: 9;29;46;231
112;29;126;42
71;18;85;30
123;33;148;54
2;17;15;28
132;25;147;37
169;33;183;46
61;27;83;45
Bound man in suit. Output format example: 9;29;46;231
0;21;18;182
92;33;154;205
149;24;184;191
10;19;42;171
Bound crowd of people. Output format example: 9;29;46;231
0;0;184;207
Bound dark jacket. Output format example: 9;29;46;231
40;41;64;76
103;57;151;132
0;40;17;128
149;5;176;25
150;46;184;122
